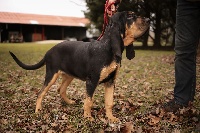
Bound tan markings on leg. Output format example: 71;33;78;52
83;95;94;121
35;72;59;113
104;65;120;122
59;74;75;104
99;61;118;82
104;82;119;122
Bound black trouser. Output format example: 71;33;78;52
174;0;200;106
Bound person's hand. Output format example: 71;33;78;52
106;0;121;17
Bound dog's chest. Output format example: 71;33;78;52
99;61;120;82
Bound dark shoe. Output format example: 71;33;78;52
149;99;186;115
161;99;186;113
195;122;200;132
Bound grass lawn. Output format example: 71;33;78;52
0;43;199;132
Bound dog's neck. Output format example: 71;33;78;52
100;21;124;42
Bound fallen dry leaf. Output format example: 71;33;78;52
122;122;133;133
148;114;160;125
169;113;178;122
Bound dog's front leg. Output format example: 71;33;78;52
83;79;97;121
104;81;119;122
84;95;94;121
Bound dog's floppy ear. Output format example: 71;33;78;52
110;22;124;62
126;44;135;60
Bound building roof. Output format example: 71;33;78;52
0;12;89;27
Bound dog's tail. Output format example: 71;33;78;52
9;51;45;70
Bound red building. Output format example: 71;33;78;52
0;12;89;43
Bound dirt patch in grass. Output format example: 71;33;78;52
0;44;199;132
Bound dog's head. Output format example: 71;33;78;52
110;11;149;44
123;11;149;46
110;11;149;60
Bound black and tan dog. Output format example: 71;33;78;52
9;11;149;122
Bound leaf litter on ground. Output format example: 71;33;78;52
0;44;200;132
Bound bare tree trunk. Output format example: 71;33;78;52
197;40;200;57
171;32;175;48
153;10;161;48
142;30;149;48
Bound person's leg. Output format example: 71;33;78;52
174;0;200;106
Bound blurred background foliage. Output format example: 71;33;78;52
84;0;177;48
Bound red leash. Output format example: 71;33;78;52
97;0;116;41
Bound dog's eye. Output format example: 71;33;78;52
127;14;136;20
127;12;136;20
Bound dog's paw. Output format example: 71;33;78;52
87;116;95;121
67;99;76;105
108;116;119;123
84;115;94;121
35;108;42;113
84;111;94;121
35;105;42;113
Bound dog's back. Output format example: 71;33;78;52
45;40;114;81
45;41;91;80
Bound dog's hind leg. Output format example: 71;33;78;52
59;74;75;104
57;73;66;92
35;72;59;113
104;80;119;122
